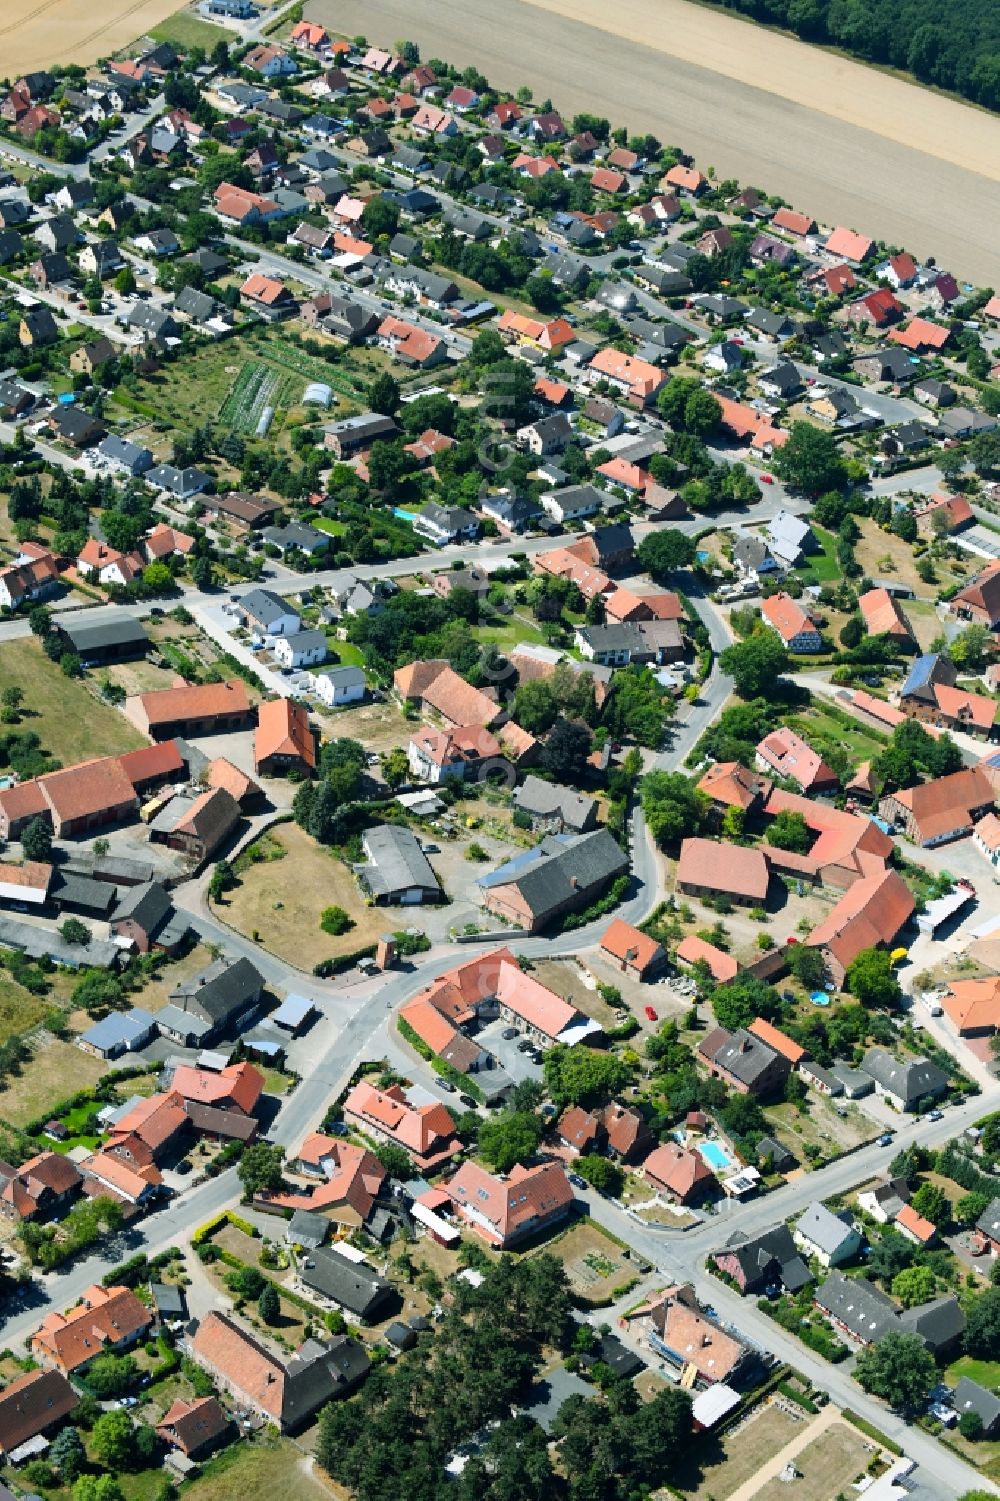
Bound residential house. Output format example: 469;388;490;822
759;593;823;652
343;1081;459;1173
860;1049;948;1111
697;762;771;820
308;666;367;709
254;699;317;777
444;1160;573;1248
949;562;1000;629
393;659;501;728
0;1153;81;1222
166;960;265;1044
755;726;838;795
356;824;441;905
30;1286;152;1375
602;1102;655;1162
794;1201;863;1268
0;1368;79;1460
698;1027;790;1097
272;630;328;670
512;776;597;835
156;1397;229;1462
712;1225;812;1294
644;1285;752;1386
676;838;769;906
295;1247;394;1320
238;589;301;638
858;587;915;647
407;724;502;784
477;828;628;932
188;1313;368;1431
879;768;995;848
150;786;241;864
643;1143;715;1203
599;918;666;980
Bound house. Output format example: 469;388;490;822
254;699;317;777
96;434;153;477
111;882;189;956
794;1201;863;1268
879;768;995;847
765;511;814;568
858;588;914;646
643;1143;715;1203
860;1049;948;1112
30;1285;152;1374
698;1027;790;1096
239;589;301;638
445;1160;573;1248
150;786;241;864
756;727;838;795
356;824;441;905
587;347;666;406
806;868;915;988
557;1106;601;1155
393;660;501;728
126;681;252;740
748;1019;805;1068
188;1313;368;1431
949;562;1000;629
815;1270;898;1345
600;919;666;980
676;839;769;906
0;550;60;611
144;463;210;500
915;493;973;536
273;630;327;670
602;1102;655;1162
477;828;628;932
48;406;106;450
244;44;297;77
697;762;771;819
19;308;59;347
412;503;480;546
240;272;296;320
954;1379;1000;1438
308;666;367;709
712;1225;812;1294
942;976;1000;1037
512;776;597;835
0;1368;78;1459
0;1153;81;1222
895;1203;937;1248
295;1246;394;1321
676;935;738;984
156;1396;229;1461
539;484;605;526
644;1285;751;1386
375;315;445;369
167;960;265;1043
407;724;502;785
343;1080;459;1173
889;317;949;354
857;1177;911;1224
759;593;823;652
323;412;399;458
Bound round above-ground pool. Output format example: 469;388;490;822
810;991;831;1006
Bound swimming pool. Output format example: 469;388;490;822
810;991;831;1007
696;1140;735;1172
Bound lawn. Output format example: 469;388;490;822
313;516;347;537
539;1219;635;1302
947;1355;1000;1390
786;699;888;769
0;1038;108;1129
754;1422;870;1501
0;638;148;764
763;1096;878;1163
853;515;963;598
797;525;841;583
150;10;229;48
132;944;215;1014
671;1404;802;1501
222;822;390;969
183;1437;342;1501
0;979;50;1044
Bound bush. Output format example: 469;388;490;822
320;905;354;936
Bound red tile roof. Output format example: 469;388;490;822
255;698;317;770
31;1285;151;1373
677;838;769;901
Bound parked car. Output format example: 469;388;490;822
568;1173;588;1189
438;1079;455;1092
877;1132;895;1146
502;1027;518;1040
644;1005;658;1021
459;1094;477;1109
926;1109;944;1122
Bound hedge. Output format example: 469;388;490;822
192;1210;258;1247
842;1410;903;1455
398;1015;434;1061
313;943;378;977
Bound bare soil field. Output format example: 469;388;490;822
308;0;1000;281
0;0;196;75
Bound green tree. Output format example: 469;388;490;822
373;1141;411;1180
81;1354;138;1400
237;1143;285;1198
90;1408;136;1469
21;816;52;862
49;1427;86;1482
380;747;410;788
964;1286;1000;1357
542;1044;630;1108
369;371;400;416
258;1282;280;1324
956;1191;992;1227
478;1110;543;1173
74;1478;126;1501
636;530;696;576
959;1411;985;1442
950;623;990;671
711;973;780;1031
191;554;215;592
639;770;706;848
575;1154;624;1196
911;1181;950;1227
891;1264;937;1307
320;905;354;936
787;942;828;991
59;918;90;946
142;562;173;593
772;422;848;492
845;948;902;1008
539;717;592;782
765;809;811;852
853;1331;935;1410
719;632;789;698
60;651;82;678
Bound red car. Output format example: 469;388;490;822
760;473;774;485
644;1005;658;1022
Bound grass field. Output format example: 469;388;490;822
786;699;888;768
0;980;50;1044
184;1438;342;1501
797;525;841;584
0;639;147;764
947;1355;1000;1390
150;10;230;48
222;822;390;969
672;1404;802;1500
0;1039;108;1128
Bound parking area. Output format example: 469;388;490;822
476;1018;546;1084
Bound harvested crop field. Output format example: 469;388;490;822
308;0;1000;282
0;0;198;75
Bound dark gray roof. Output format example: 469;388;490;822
513;776;596;830
718;1225;811;1290
478;828;628;922
171;956;264;1029
49;871;117;917
815;1270;897;1342
241;588;299;628
861;1050;948;1106
898;1295;965;1352
955;1377;1000;1431
358;824;439;900
57;613;148;654
113;881;173;937
151;1281;187;1317
297;1247;394;1318
707;1029;785;1089
796;1201;858;1257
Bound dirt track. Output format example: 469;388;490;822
0;0;187;74
306;0;1000;285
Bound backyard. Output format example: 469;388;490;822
538;1218;636;1303
763;1096;879;1164
785;698;889;771
182;1438;343;1501
221;822;390;969
0;1037;108;1129
0;638;148;764
671;1402;802;1500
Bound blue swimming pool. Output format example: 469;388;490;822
697;1141;734;1172
810;990;831;1007
696;550;711;563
